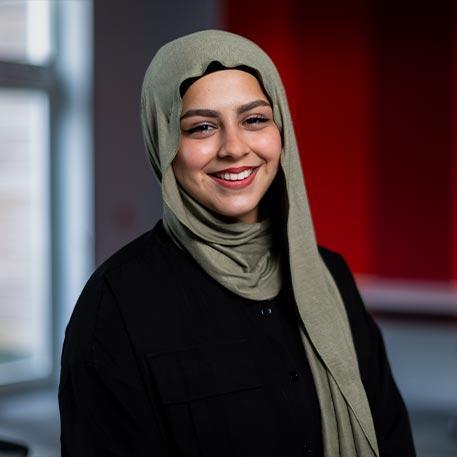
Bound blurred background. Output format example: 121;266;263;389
0;0;456;456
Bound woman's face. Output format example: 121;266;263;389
173;69;282;224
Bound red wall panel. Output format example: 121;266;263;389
222;0;456;285
222;0;374;273
372;0;453;281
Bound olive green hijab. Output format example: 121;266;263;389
141;29;379;457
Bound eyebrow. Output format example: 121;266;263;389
180;99;271;121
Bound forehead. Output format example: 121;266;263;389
181;69;268;109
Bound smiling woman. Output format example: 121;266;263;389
59;30;415;457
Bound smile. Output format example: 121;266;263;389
208;166;260;189
213;168;256;181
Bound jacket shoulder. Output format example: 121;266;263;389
316;244;367;325
62;221;170;352
81;220;177;296
317;244;345;270
316;244;361;301
93;221;163;278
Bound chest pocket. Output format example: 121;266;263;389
147;338;269;457
147;338;262;403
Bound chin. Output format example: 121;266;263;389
210;205;258;222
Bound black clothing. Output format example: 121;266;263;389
58;220;415;457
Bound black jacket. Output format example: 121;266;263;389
58;220;415;457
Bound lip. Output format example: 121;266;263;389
209;166;260;189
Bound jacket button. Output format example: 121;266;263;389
289;371;299;382
260;306;272;317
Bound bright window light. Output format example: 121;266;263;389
0;0;52;64
0;88;51;384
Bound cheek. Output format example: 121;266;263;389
254;129;282;164
174;139;217;175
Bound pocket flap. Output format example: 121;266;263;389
147;338;262;404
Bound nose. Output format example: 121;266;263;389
218;124;250;159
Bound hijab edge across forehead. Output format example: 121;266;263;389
140;30;285;178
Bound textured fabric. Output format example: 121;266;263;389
140;30;379;456
59;220;416;456
163;193;282;299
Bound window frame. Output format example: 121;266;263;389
0;0;94;393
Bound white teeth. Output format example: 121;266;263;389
214;168;255;181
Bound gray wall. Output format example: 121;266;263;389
94;0;220;265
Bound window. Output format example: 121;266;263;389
0;0;52;64
0;88;51;384
0;0;53;384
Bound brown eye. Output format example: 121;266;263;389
185;123;215;136
245;116;267;124
189;124;211;133
244;115;269;128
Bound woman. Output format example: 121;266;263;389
59;30;415;457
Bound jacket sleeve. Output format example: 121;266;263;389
332;253;416;457
58;274;171;457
